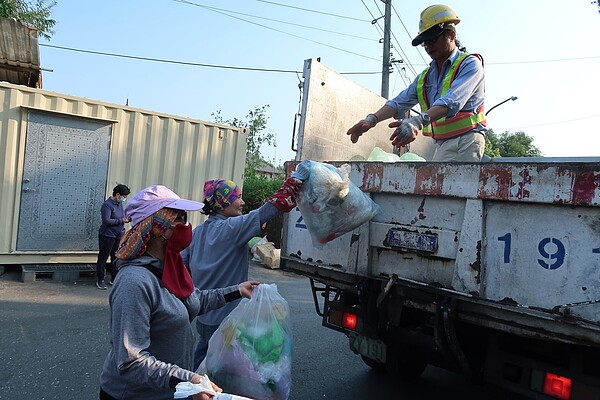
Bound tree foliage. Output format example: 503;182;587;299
243;175;285;246
213;107;285;244
0;0;56;40
212;105;276;177
484;129;542;158
241;174;282;213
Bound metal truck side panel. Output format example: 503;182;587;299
483;201;600;317
296;59;435;162
282;160;600;327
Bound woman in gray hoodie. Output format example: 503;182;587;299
99;185;259;400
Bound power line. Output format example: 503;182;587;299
40;44;300;73
360;0;404;89
173;0;381;62
176;0;600;68
255;0;371;22
391;4;428;67
363;0;417;76
39;43;380;75
364;0;419;81
171;0;376;42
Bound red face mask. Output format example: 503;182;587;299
167;223;192;252
162;223;194;299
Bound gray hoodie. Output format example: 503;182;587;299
100;255;240;399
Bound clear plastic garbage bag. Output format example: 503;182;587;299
198;284;292;400
293;160;380;245
174;375;254;399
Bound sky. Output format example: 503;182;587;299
38;0;600;165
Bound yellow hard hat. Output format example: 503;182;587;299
412;4;461;46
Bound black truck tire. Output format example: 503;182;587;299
385;343;428;380
360;355;387;372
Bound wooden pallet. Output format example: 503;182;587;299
21;264;96;282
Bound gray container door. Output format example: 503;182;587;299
16;111;112;251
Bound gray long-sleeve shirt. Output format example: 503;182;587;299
181;203;278;326
100;255;240;400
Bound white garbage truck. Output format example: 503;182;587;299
280;59;600;399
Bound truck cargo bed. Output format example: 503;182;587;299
282;160;600;344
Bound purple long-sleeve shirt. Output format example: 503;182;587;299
98;197;126;238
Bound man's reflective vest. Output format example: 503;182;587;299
416;53;486;140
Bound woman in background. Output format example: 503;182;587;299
96;183;130;290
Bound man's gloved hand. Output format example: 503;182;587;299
267;177;304;213
389;115;424;147
346;114;378;144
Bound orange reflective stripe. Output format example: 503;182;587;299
431;111;486;139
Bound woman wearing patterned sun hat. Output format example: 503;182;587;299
182;176;303;371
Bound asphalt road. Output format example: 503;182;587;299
0;262;514;400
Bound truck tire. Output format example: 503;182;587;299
386;344;428;380
387;356;428;380
360;355;387;372
360;352;427;379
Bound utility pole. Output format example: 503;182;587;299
381;0;392;99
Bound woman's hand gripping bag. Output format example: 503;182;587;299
293;160;380;245
199;284;292;400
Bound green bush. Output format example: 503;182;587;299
242;174;284;247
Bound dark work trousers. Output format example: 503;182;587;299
96;234;120;284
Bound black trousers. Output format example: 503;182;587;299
96;234;120;283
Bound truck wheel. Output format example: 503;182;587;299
360;355;387;372
386;346;428;380
387;356;427;380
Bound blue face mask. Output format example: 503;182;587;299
119;197;127;203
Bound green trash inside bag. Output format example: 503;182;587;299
238;321;285;364
367;147;426;162
248;236;262;250
398;152;426;161
367;147;401;162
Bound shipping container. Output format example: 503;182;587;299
0;81;246;265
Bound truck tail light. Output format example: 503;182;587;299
543;372;572;400
342;312;358;330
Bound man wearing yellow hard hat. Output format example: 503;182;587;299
347;4;487;162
